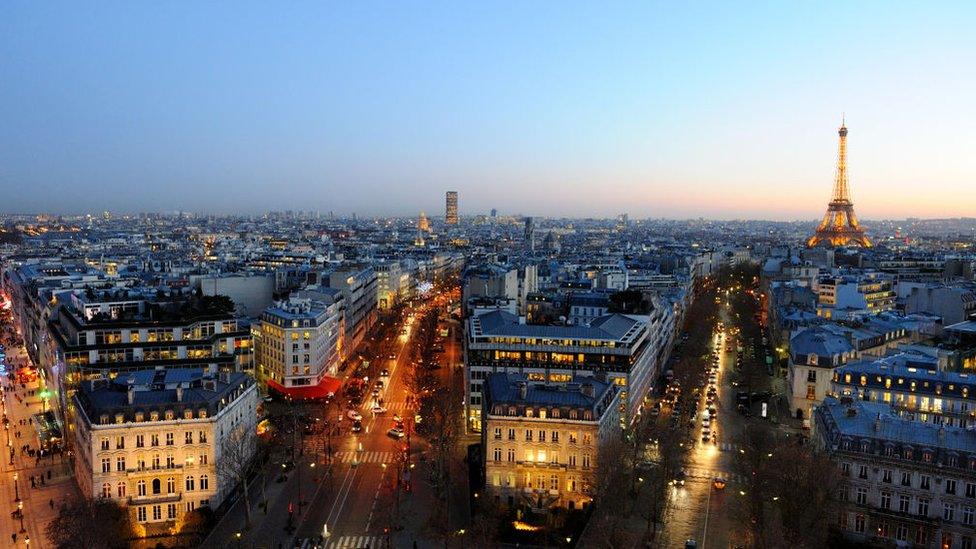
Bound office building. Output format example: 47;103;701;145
446;191;459;225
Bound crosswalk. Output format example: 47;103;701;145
333;450;395;464
684;466;747;484
322;535;385;549
717;442;740;452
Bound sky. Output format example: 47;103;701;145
2;2;975;220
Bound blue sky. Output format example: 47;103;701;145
2;2;974;219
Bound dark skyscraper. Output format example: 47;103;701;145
445;191;458;225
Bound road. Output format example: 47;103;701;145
293;295;461;549
659;312;748;548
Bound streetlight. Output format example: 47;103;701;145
14;472;20;501
18;501;25;533
235;531;242;549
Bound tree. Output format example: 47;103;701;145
45;497;133;549
216;423;259;529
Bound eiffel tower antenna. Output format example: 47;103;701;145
807;119;872;248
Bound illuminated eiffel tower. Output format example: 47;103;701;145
807;119;872;248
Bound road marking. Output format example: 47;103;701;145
324;465;359;530
334;451;393;464
324;535;383;548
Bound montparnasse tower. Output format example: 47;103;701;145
807;118;872;248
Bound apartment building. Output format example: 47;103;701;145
482;373;620;511
72;368;257;537
817;273;896;319
254;292;344;398
814;397;976;548
464;309;657;431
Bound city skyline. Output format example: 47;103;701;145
3;2;976;219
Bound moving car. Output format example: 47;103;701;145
387;427;405;439
347;410;363;421
351;420;363;433
372;404;387;414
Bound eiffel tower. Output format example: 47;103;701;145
807;119;872;248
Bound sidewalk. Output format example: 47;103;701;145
1;376;79;549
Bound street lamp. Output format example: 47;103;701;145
13;472;19;501
18;501;25;533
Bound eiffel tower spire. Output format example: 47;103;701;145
807;119;872;248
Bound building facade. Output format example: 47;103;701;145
482;373;620;511
814;397;976;548
72;369;258;537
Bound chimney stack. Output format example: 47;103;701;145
127;376;136;405
581;383;595;398
176;384;184;402
518;382;527;400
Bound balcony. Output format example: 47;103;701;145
128;492;182;505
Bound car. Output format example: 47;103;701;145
372;388;381;397
393;413;402;423
712;477;727;490
380;369;390;377
670;469;687;486
372;404;387;414
347;410;363;421
701;433;711;443
351;420;363;433
395;420;405;431
387;427;405;439
376;380;384;389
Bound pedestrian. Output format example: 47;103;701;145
47;469;51;480
30;476;35;488
48;499;53;509
11;532;16;543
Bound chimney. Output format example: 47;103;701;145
873;413;881;433
127;386;135;405
581;383;595;398
518;382;527;400
176;384;184;402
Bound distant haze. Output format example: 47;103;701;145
2;2;975;219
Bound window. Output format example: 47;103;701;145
841;462;851;476
881;469;892;483
116;457;126;472
855;487;867;505
199;454;208;465
569;454;577;467
946;479;957;495
493;448;501;462
899;494;910;513
165;433;174;446
152;505;162;521
166;477;175;494
807;369;817;382
582;434;592;445
569;432;578;444
539;430;546;442
507;428;515;441
582;454;591;469
901;471;912;486
116;436;125;450
117;482;126;498
493;428;502;440
136;434;145;448
857;465;868;479
853;514;865;533
963;506;974;526
967;482;976;498
920;475;931;490
100;437;109;451
151;478;161;495
877;520;889;538
895;524;908;542
525;430;533;442
944;503;956;522
151;434;159;447
167;504;177;520
550;475;558;490
199;431;207;443
200;475;209;490
101;458;111;473
137;507;147;522
185;431;193;444
918;497;930;517
186;476;195;491
101;483;112;498
137;480;146;496
880;491;891;510
552;431;559;443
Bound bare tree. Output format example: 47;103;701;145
46;496;134;549
217;423;259;529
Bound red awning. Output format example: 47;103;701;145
266;376;341;401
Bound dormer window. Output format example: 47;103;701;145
198;409;207;419
135;412;145;422
183;409;193;420
115;414;124;424
150;411;160;421
922;451;932;463
904;447;913;460
100;414;110;425
165;410;175;420
525;408;534;418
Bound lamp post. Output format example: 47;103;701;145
14;472;20;501
18;501;25;533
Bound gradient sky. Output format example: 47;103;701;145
2;2;975;220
